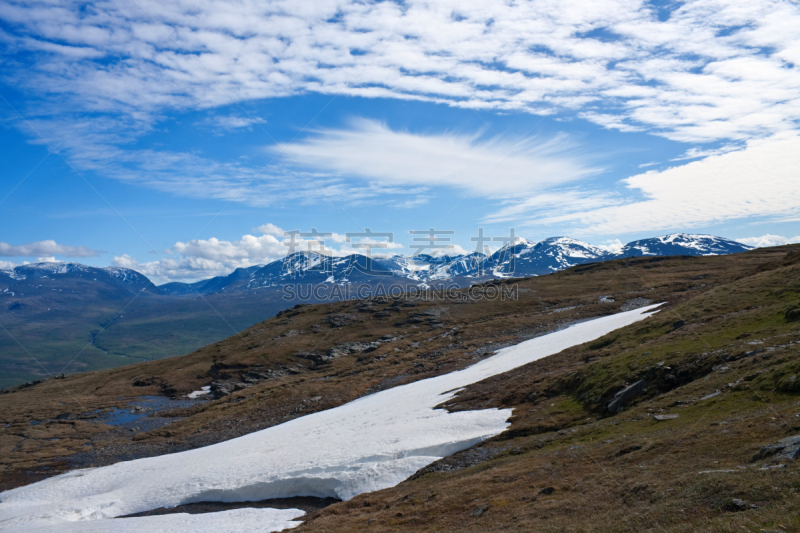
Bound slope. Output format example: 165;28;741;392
302;247;800;532
0;244;794;524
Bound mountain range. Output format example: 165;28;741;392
0;233;752;388
150;233;752;295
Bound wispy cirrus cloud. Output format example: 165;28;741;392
196;114;267;133
274;119;600;196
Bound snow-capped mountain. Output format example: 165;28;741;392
483;236;615;278
477;234;752;278
154;233;754;294
619;233;752;257
0;262;156;294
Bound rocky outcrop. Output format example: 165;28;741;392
326;335;401;359
327;313;361;328
607;380;647;412
209;365;290;398
400;307;447;328
751;435;800;462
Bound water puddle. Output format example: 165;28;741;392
92;395;209;431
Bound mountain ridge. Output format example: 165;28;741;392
2;233;744;296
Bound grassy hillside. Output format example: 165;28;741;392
0;245;798;530
303;247;800;531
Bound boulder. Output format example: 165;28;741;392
469;504;488;517
751;435;800;462
607;380;647;412
653;414;679;421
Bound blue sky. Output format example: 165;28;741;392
1;0;799;283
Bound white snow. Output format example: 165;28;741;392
0;305;660;532
103;267;140;283
187;386;211;399
6;508;305;532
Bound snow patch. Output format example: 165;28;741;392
8;508;305;533
187;385;211;399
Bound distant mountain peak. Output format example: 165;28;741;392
622;234;752;257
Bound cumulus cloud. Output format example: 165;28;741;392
256;223;285;237
0;240;100;257
498;133;800;236
736;234;800;248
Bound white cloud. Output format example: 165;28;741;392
736;234;800;248
256;223;285;237
496;133;800;236
274;120;600;195
594;239;624;254
3;0;800;150
0;260;17;270
670;143;741;162
199;115;267;132
0;240;100;257
2;0;800;226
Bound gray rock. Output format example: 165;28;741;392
295;351;332;364
751;435;800;462
327;342;378;358
327;314;360;327
607;380;647;412
653;414;679;421
469;504;488;517
621;298;653;311
778;445;800;461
